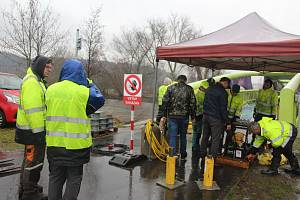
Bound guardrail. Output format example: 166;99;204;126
279;73;300;125
239;89;258;103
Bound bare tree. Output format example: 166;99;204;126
166;14;200;79
0;0;65;67
82;8;104;78
112;27;151;73
145;19;168;69
193;66;222;80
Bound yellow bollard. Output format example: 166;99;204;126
203;156;214;187
165;155;176;185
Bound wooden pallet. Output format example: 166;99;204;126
215;156;250;169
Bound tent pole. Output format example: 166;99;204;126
149;59;159;160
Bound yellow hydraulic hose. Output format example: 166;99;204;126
144;120;170;162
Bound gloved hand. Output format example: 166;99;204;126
247;154;255;161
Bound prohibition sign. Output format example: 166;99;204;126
124;74;142;96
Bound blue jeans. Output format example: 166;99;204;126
168;117;189;157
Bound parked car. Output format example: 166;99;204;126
0;72;22;127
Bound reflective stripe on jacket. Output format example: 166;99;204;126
253;117;293;148
227;92;243;120
195;89;205;116
46;80;92;150
15;67;46;144
256;88;278;116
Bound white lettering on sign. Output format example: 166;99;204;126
123;74;142;106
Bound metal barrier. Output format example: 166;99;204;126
279;73;300;125
239;89;258;103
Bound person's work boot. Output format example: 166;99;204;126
284;168;300;175
290;158;300;175
21;192;47;200
35;185;43;193
261;169;278;176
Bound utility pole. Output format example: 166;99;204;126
75;28;82;58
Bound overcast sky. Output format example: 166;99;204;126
1;0;300;57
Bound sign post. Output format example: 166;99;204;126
123;74;142;154
109;74;146;167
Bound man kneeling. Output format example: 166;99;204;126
248;117;300;175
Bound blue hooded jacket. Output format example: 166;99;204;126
59;59;105;115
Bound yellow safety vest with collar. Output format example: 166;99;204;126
256;88;278;116
195;89;205;116
45;80;92;150
253;117;293;148
227;92;243;120
16;67;46;143
158;85;168;106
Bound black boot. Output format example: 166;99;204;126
285;156;300;175
261;169;278;176
35;185;43;193
21;192;47;200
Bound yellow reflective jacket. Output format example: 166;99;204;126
227;92;243;120
253;117;293;148
194;89;205;116
158;85;168;106
46;80;92;150
256;88;278;116
15;67;47;144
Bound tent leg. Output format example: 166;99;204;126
149;60;159;160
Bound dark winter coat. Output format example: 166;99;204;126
203;83;228;124
162;82;196;119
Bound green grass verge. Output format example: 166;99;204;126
0;128;23;151
225;138;300;200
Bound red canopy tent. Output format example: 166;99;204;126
156;12;300;72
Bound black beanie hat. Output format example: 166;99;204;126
32;55;52;79
232;84;240;93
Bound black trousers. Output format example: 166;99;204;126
156;105;164;123
48;164;83;200
270;125;299;171
19;144;45;197
200;115;225;158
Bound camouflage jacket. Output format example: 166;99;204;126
162;82;196;119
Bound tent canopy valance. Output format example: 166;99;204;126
156;12;300;72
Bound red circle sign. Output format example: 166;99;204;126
125;74;142;96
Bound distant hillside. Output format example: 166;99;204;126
0;52;26;77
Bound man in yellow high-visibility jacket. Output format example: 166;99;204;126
156;77;172;122
192;80;209;168
248;117;300;176
46;59;105;200
15;55;52;200
254;79;278;121
224;84;243;155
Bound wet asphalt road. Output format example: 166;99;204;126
0;127;246;200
